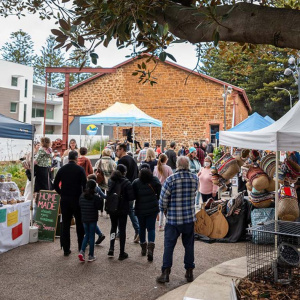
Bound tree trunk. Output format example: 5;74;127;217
154;3;300;49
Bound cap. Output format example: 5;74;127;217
54;150;58;153
189;147;196;154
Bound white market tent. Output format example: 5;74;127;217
79;102;163;148
219;99;300;220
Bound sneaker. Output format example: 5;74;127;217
88;255;96;262
158;225;164;232
95;234;106;245
118;252;128;261
108;249;114;257
78;251;85;262
64;250;71;257
134;233;140;243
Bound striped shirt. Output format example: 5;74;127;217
159;169;198;225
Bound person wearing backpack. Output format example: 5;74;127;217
106;164;135;260
78;180;103;262
132;164;161;262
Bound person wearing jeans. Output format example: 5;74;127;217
133;163;161;262
78;180;103;262
156;156;198;283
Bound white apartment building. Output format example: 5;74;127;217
32;84;63;134
0;60;33;123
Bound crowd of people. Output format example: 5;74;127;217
24;136;216;283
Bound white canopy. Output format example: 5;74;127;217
80;102;162;127
220;99;300;151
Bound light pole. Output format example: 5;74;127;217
274;87;293;109
222;85;232;131
284;56;300;101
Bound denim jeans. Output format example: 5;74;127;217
95;225;102;236
195;191;201;205
162;222;195;271
81;222;97;257
137;213;157;244
128;201;139;234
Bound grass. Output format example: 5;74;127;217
87;139;108;155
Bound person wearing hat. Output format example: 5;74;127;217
187;147;201;175
198;156;218;204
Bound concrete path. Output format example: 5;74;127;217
0;217;246;300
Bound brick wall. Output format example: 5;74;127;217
68;58;249;148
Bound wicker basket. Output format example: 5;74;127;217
249;190;274;208
278;185;300;221
260;153;276;178
247;166;269;191
215;153;239;180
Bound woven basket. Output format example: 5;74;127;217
285;159;300;180
247;166;269;191
249;190;274;208
215;153;239;180
278;185;300;221
260;154;276;178
266;177;275;192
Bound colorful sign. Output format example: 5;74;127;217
0;209;6;223
12;223;23;240
7;210;18;227
35;190;60;242
86;124;98;136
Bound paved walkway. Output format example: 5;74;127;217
0;216;246;300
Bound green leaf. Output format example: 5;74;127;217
163;23;169;36
166;53;177;62
159;51;167;62
132;72;138;76
213;30;220;47
171;39;186;44
137;64;141;69
71;41;80;48
90;53;99;59
91;56;97;65
142;62;146;69
59;19;70;31
157;24;164;36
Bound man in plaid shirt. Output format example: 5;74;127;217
137;142;149;162
157;156;198;284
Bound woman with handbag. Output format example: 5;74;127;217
94;148;117;216
132;163;161;262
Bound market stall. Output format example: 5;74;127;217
0;114;34;253
79;102;163;149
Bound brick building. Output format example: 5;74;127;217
58;55;251;148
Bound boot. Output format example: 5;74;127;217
156;268;171;283
185;268;194;282
140;242;147;256
147;242;155;262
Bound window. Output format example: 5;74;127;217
10;102;17;113
210;124;220;145
24;79;28;97
23;104;27;122
31;108;54;119
11;77;18;87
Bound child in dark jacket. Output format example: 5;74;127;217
78;180;103;262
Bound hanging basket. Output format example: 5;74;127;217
278;185;299;221
249;190;274;208
215;153;239;180
260;153;276;178
247;166;269;191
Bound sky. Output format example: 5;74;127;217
0;13;200;70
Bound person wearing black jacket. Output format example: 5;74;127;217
54;150;87;256
165;142;177;173
132;164;161;261
107;164;135;261
78;180;103;262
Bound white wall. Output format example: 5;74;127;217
0;60;33;123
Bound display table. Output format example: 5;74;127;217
0;201;30;254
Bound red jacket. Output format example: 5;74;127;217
195;147;205;167
77;156;93;176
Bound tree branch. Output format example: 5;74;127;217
154;3;300;49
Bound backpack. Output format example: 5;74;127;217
105;181;122;214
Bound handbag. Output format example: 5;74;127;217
96;160;105;184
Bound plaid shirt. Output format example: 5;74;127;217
137;147;148;162
159;169;198;225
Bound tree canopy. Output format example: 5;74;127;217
1;0;300;66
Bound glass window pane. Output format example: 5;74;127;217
24;79;28;97
10;103;17;112
11;77;18;86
